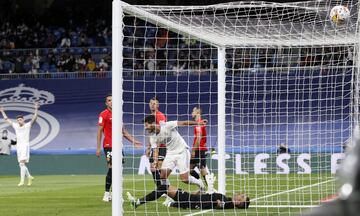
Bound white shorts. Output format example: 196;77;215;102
161;149;190;174
17;145;30;163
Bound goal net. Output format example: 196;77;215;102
117;0;359;215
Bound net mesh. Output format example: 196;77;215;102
121;0;359;215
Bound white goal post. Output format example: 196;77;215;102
112;0;360;215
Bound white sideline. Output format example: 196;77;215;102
182;179;334;216
252;179;335;202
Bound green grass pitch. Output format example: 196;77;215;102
0;174;336;216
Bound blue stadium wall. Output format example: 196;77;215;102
0;72;350;174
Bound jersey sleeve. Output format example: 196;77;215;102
25;122;32;128
164;121;178;131
98;113;105;126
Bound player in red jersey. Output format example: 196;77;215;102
190;106;211;187
147;97;167;186
96;94;142;202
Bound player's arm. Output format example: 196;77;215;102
146;141;151;157
152;146;159;168
96;125;104;157
0;107;12;124
122;127;142;148
30;102;39;125
177;119;207;126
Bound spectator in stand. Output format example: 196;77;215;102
81;48;92;63
13;57;24;74
95;33;106;46
75;56;87;72
98;59;109;71
60;33;71;48
79;32;89;47
145;50;156;71
30;50;41;72
0;57;3;73
86;58;96;72
43;49;57;69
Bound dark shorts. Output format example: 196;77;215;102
190;150;207;168
149;147;167;163
103;147;125;164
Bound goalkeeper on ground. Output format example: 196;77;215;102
127;173;250;210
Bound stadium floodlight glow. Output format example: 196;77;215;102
115;0;360;215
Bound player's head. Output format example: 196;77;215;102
232;194;250;209
191;106;202;120
16;115;25;126
149;97;160;113
105;94;112;110
143;115;156;134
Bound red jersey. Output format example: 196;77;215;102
155;111;167;147
193;118;207;151
98;109;112;148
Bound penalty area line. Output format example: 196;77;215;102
252;179;335;202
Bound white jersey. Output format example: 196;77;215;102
156;121;189;154
12;122;32;147
0;138;12;155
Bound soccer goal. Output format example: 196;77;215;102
112;0;360;215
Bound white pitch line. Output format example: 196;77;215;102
183;179;333;216
184;209;213;216
251;205;318;208
252;179;335;202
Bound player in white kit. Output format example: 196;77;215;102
0;103;39;186
144;115;206;192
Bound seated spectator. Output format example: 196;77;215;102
85;58;96;71
78;32;89;47
98;59;109;71
60;33;71;48
81;48;92;63
13;57;24;74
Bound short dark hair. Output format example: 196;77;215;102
16;115;24;119
105;94;112;101
143;115;155;124
150;97;159;102
237;196;250;209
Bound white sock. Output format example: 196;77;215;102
19;163;26;182
188;176;204;188
24;166;31;178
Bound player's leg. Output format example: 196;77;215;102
127;179;171;209
160;155;175;179
17;146;31;186
178;150;205;190
149;148;161;187
199;150;209;186
24;145;34;186
18;161;26;186
190;151;201;179
103;147;112;202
